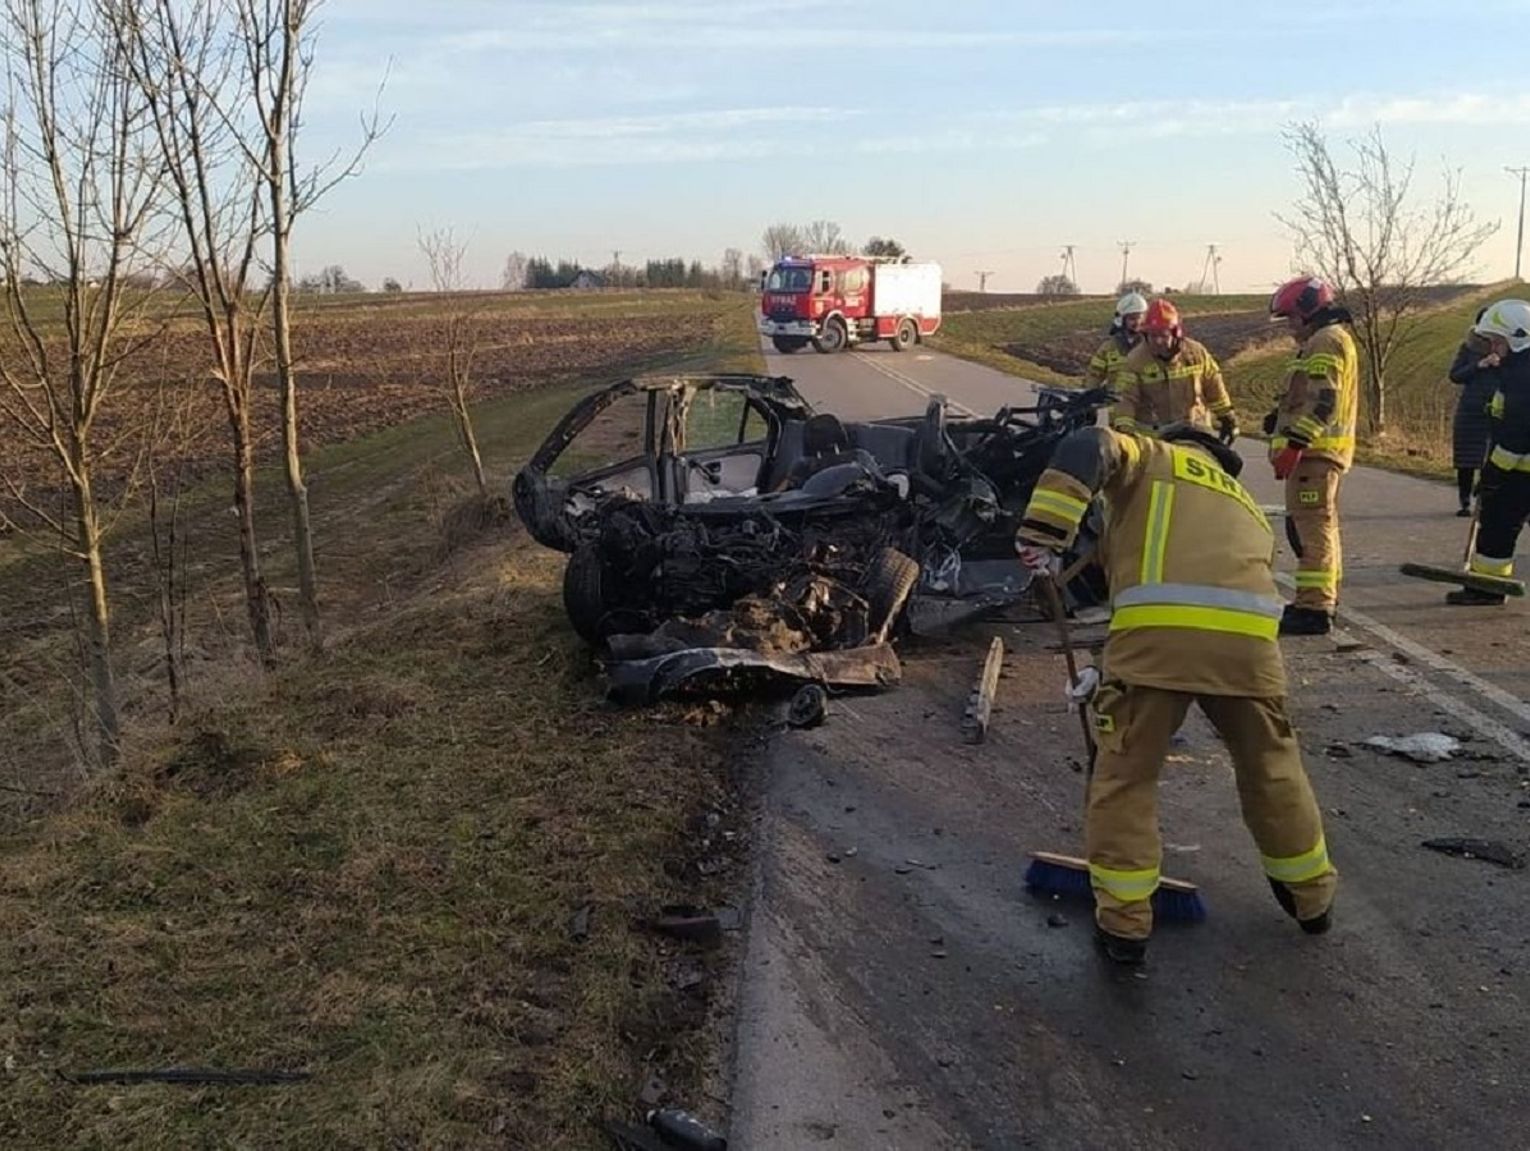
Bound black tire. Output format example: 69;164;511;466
812;317;847;354
562;545;609;644
771;335;808;354
915;396;949;478
864;547;920;639
890;318;917;352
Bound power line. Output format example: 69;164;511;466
1507;167;1530;280
1060;244;1078;287
1118;240;1134;289
1200;243;1222;295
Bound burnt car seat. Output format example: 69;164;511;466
775;413;885;491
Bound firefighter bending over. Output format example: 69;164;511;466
1016;424;1337;965
1110;298;1237;442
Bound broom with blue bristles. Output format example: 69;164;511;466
1023;574;1206;924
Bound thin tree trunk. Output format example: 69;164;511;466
73;471;119;766
269;124;320;652
451;385;488;497
228;388;275;665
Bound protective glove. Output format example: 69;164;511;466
1016;543;1061;576
1064;665;1101;710
1262;408;1279;436
1217;412;1240;446
1272;446;1304;481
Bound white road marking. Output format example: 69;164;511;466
1273;572;1530;763
850;353;979;416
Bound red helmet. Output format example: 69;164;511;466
1140;298;1182;337
1269;276;1334;321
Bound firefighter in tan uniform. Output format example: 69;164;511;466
1265;277;1359;636
1110;298;1238;443
1016;424;1337;965
1086;292;1148;388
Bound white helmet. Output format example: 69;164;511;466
1114;291;1148;322
1473;299;1530;354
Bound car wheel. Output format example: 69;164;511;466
890;318;917;352
864;547;920;641
813;318;847;354
562;545;610;644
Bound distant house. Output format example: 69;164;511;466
569;269;605;290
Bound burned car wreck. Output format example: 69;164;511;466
513;373;1108;702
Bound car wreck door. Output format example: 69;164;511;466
663;387;775;502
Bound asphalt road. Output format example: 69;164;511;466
729;338;1530;1149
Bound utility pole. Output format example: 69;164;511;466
1060;244;1078;288
611;249;622;285
1199;243;1221;295
976;270;993;293
1118;241;1134;290
1507;167;1530;280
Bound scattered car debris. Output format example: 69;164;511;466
646;1108;729;1151
1364;733;1462;764
570;903;593;942
786;683;828;729
1326;743;1353;759
606;1120;669;1151
1421;837;1526;869
515;374;1112;704
648;905;723;947
961;636;1005;744
58;1067;310;1086
1047;912;1069;928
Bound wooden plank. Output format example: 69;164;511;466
961;636;1005;745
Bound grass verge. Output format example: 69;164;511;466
0;294;761;1148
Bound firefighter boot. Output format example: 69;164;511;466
1269;878;1333;935
1095;926;1147;967
1279;604;1333;636
1445;587;1506;606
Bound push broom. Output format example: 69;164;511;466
1398;494;1525;597
1022;573;1206;923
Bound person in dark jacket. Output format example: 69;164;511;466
1446;299;1530;606
1448;308;1501;515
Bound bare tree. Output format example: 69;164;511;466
0;0;167;766
719;246;743;290
801;219;851;255
863;236;906;259
231;0;386;653
111;0;279;665
761;222;804;261
1036;274;1079;296
500;249;527;291
1279;120;1498;435
418;226;487;497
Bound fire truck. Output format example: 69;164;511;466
758;254;942;354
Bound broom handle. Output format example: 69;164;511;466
1041;574;1097;763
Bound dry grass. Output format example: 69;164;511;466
0;291;766;1147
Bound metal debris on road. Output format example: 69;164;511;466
1364;733;1462;764
1420;837;1526;869
787;683;828;729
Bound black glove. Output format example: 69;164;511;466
1261;408;1278;436
1218;412;1240;446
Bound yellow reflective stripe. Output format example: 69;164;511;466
1110;603;1280;640
1294;570;1338;589
1207;398;1233;414
1139;480;1174;584
1112;415;1139;432
1263;837;1331;885
1089;862;1161;902
1470;553;1514;577
1489;445;1530;472
1027;490;1089;523
1270;434;1290;450
1310;435;1354;452
1302;353;1343;376
1293;416;1326;440
1489;391;1505;419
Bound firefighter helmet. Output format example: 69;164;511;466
1114;291;1148;322
1473;299;1530;354
1269;276;1334;321
1140;298;1182;337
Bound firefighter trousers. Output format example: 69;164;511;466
1285;457;1345;612
1085;681;1337;940
1472;466;1530;577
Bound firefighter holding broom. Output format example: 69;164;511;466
1016;423;1337;965
1444;299;1530;606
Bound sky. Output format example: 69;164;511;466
299;0;1530;294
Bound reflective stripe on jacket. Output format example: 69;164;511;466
1088;332;1138;388
1109;337;1231;435
1017;428;1286;697
1271;322;1359;469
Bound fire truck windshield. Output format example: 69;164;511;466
766;267;812;292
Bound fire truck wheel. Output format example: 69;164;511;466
812;318;847;354
890;318;917;352
771;336;808;354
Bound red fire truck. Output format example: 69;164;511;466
758;255;942;354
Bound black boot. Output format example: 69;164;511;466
1446;586;1506;606
1279;605;1333;636
1094;926;1148;966
1268;878;1332;935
